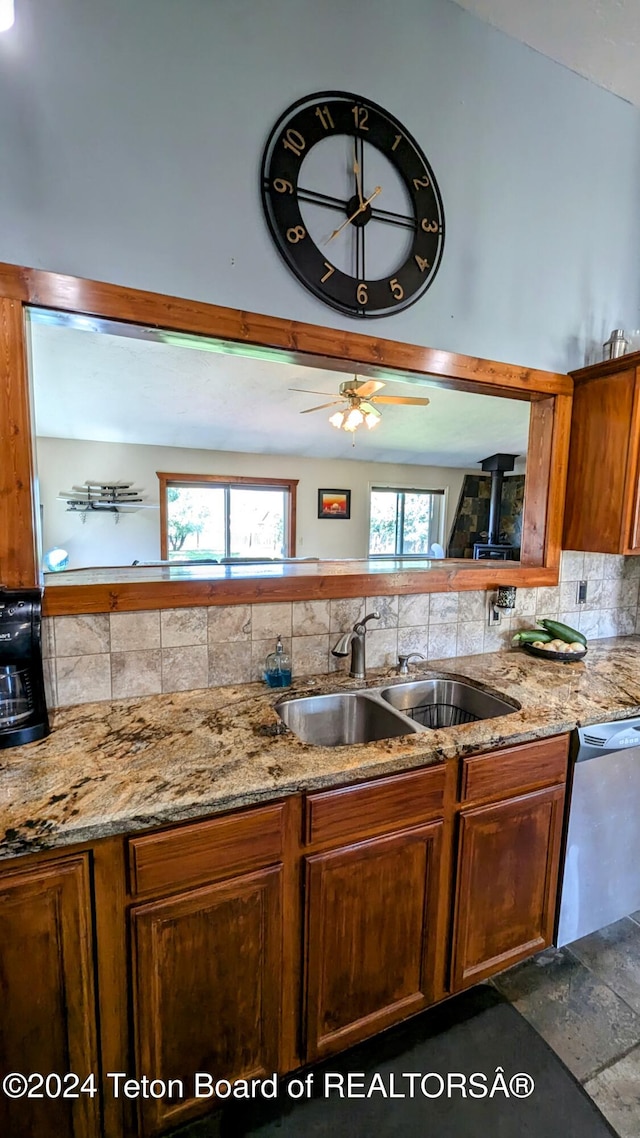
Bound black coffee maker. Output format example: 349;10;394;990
0;587;50;748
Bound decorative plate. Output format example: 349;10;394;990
522;643;587;664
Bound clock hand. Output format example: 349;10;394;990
326;186;381;243
353;144;364;208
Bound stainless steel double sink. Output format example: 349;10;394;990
276;677;519;747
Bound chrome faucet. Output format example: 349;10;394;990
397;652;426;675
331;611;381;680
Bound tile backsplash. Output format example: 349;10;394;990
42;552;640;708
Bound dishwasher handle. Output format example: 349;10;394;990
578;720;640;759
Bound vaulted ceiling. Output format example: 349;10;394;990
454;0;640;107
29;318;530;470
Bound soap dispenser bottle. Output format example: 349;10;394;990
264;635;292;688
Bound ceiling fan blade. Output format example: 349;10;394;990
359;402;382;416
289;387;336;397
371;395;431;406
346;379;385;398
300;400;344;414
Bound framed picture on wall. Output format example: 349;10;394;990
318;489;351;519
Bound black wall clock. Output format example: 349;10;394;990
260;90;445;318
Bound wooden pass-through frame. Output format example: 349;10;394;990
0;262;573;615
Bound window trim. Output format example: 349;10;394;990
368;485;446;557
157;472;298;561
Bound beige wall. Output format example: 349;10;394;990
36;436;476;569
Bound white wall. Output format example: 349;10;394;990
36;437;474;569
1;0;639;371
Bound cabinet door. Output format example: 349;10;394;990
451;785;565;991
564;366;638;553
0;856;100;1138
304;822;443;1061
131;865;282;1135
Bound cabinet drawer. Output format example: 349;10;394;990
460;735;569;805
128;802;285;897
305;764;446;847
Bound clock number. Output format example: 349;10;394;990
282;128;306;157
357;282;368;305
351;106;369;131
391;134;402;151
414;254;430;272
273;178;293;194
286;225;306;244
389;278;404;301
320;262;335;284
421;219;440;233
315;105;335;131
413;174;430;191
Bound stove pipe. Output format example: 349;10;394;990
479;454;518;546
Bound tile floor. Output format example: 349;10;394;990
493;912;640;1137
170;916;640;1137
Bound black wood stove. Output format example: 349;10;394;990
473;453;521;561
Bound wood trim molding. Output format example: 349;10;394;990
570;349;640;383
0;298;38;586
157;472;300;487
158;474;169;562
41;564;559;615
544;392;573;568
0;261;571;396
0;260;572;610
518;393;571;570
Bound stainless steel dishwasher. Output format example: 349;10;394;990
556;717;640;947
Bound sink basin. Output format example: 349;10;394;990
379;678;518;729
276;676;519;745
276;692;420;747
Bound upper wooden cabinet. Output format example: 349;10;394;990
564;352;640;553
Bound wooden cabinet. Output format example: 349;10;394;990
301;762;450;1060
304;821;443;1060
0;732;571;1136
304;765;446;847
131;866;283;1135
451;787;565;989
0;855;100;1138
459;734;569;804
451;735;569;991
128;803;287;1136
127;802;285;897
564;353;640;553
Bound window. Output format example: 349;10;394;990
368;487;445;556
157;474;297;562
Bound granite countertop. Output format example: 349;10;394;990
3;636;640;861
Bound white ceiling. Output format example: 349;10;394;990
454;0;640;107
29;319;530;469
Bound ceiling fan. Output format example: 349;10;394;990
289;377;430;434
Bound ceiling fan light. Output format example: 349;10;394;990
344;407;364;431
329;410;345;429
365;411;380;429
